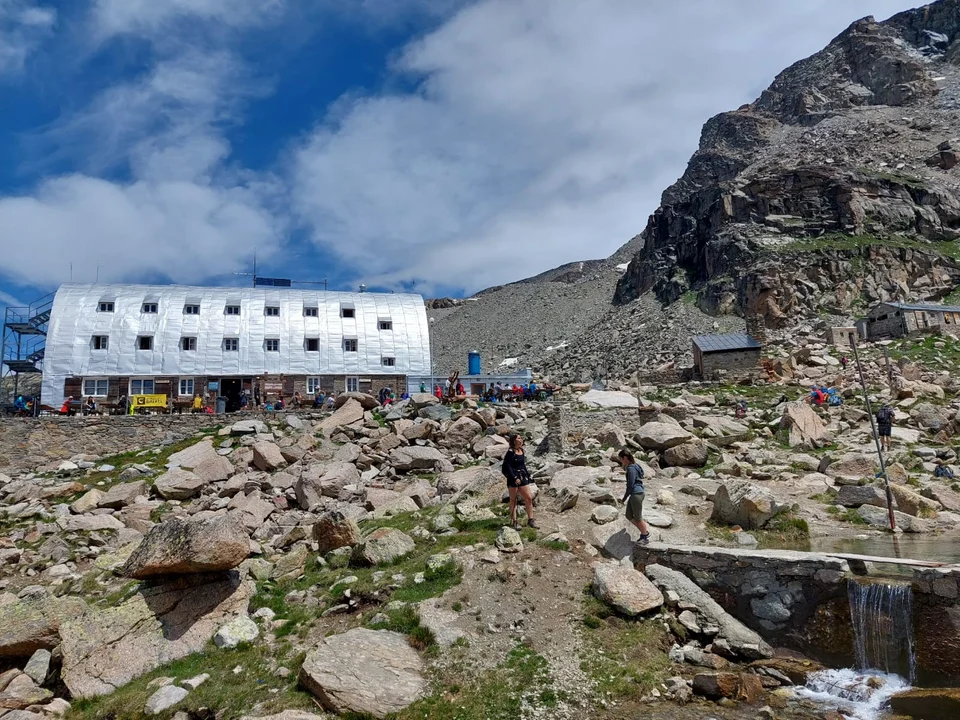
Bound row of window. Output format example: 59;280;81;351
82;376;365;397
96;300;390;326
89;334;395;364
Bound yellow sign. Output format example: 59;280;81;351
130;394;168;413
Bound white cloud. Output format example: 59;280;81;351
91;0;285;39
292;0;920;295
0;0;55;75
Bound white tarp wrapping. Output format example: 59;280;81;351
42;283;431;402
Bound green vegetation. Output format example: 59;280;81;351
579;590;671;700
396;642;560;720
775;233;960;262
887;334;960;373
70;640;315;719
826;506;870;525
857;168;927;189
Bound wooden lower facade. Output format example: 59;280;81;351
64;373;408;410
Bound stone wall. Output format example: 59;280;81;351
698;349;762;379
634;544;960;682
0;415;223;474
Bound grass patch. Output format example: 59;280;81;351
774;233;960;261
579;591;671;700
396;642;559;720
69;640;314;720
367;605;437;651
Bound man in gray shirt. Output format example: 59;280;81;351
618;449;650;545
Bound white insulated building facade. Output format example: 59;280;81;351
41;283;431;406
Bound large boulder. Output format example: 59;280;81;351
154;468;205;500
635;422;693;451
711;481;784;530
352;528;416;566
890;688;960;718
98;480;148;510
60;572;252;698
837;485;889;509
662;439;708;468
911;403;952;431
252;441;287;472
578;390;639;409
418;405;453;423
440;417;482;451
299;628;425;718
890;484;940;518
389;446;454;473
780;402;830;449
857;505;932;533
592;563;663;616
313;510;361;554
335;392;379;411
589;519;641;560
295;463;361;510
823;453;876;483
550;466;614;491
318;399;365;437
408;393;439;409
166;439;233;482
644;563;773;659
0;593;87;657
121;515;250;579
693;416;749;438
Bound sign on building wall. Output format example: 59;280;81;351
130;394;168;413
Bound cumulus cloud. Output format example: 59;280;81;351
0;0;55;75
292;0;919;295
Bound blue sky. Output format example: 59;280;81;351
0;0;920;316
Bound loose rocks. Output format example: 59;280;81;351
592;563;664;616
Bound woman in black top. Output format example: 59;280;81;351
502;435;538;530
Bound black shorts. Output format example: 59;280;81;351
878;425;892;437
506;476;534;488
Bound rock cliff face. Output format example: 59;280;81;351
615;3;960;326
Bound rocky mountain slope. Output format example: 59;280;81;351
433;0;960;383
616;1;960;325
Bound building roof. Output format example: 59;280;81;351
42;283;430;402
692;333;762;353
881;301;960;314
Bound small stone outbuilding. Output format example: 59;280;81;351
864;301;960;339
826;327;858;347
692;334;762;380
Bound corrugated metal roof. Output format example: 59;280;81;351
692;333;762;353
885;301;960;313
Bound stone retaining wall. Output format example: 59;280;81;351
0;415;232;474
634;543;960;682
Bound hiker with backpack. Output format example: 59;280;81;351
618;449;650;546
876;404;894;452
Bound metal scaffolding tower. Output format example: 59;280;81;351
1;292;54;406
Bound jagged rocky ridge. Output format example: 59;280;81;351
615;2;960;325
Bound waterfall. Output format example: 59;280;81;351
848;579;917;683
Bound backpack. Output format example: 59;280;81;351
877;407;893;423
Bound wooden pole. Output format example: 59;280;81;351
851;338;896;532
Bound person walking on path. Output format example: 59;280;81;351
502;434;538;530
618;449;649;545
876;403;894;453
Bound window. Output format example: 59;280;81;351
343;338;358;352
83;378;108;397
346;377;359;393
265;338;280;352
307;377;322;394
382;357;396;367
379;320;393;331
225;305;241;315
130;379;154;395
181;337;197;351
98;301;114;312
137;336;153;350
223;338;239;351
184;304;200;315
92;335;109;350
141;303;158;314
341;306;355;318
303;306;318;317
179;378;194;396
265;306;280;317
305;338;320;352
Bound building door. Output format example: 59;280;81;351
221;378;242;412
